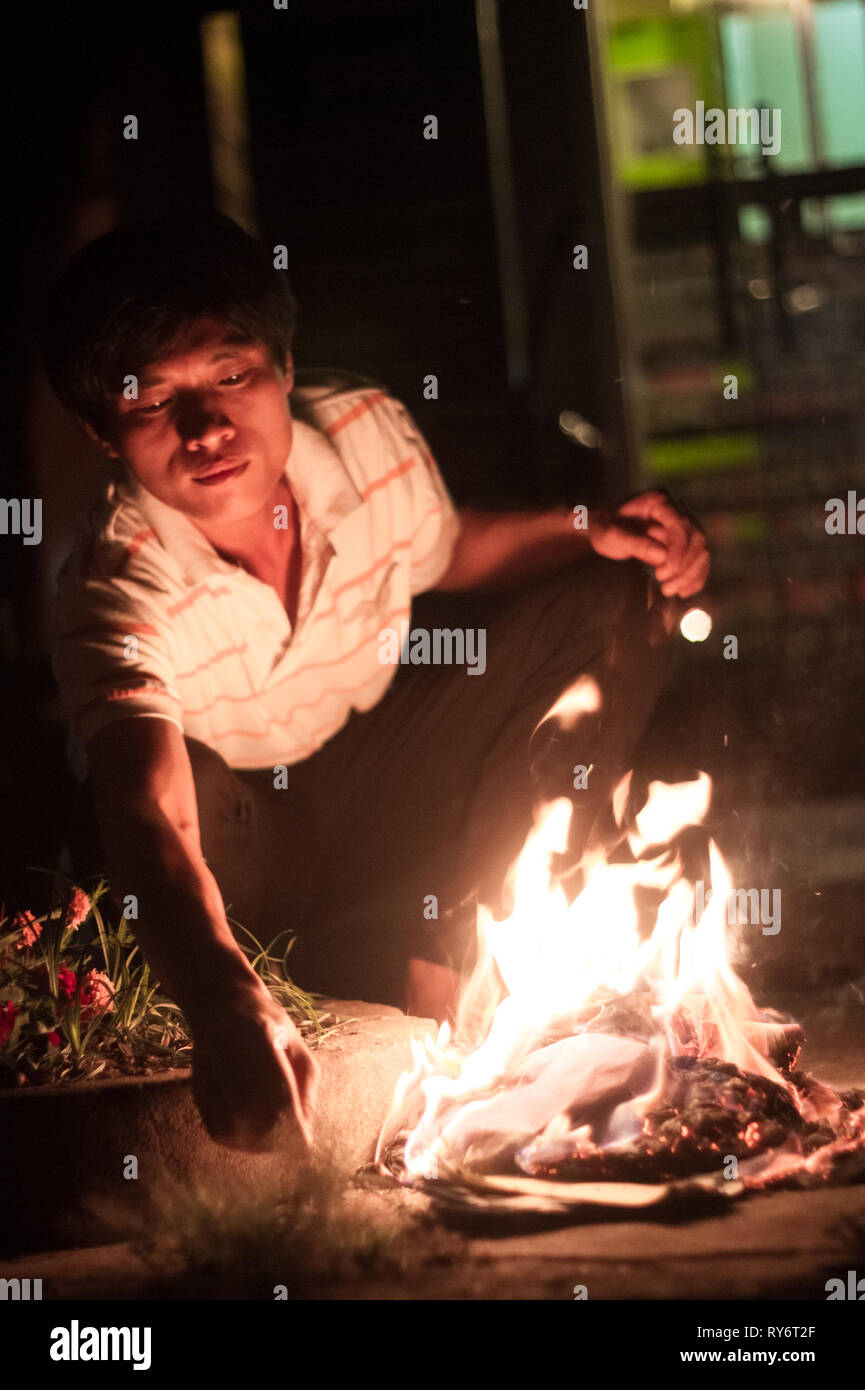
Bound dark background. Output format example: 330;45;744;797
5;0;865;1024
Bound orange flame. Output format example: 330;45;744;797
376;688;824;1183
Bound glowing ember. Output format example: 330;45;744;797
376;681;865;1208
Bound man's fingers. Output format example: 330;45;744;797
272;1022;318;1144
612;490;709;598
618;491;691;531
192;1021;318;1152
626;504;701;582
677;552;710;597
618;492;684;530
659;546;710;597
620;530;667;565
621;499;689;574
288;1043;320;1130
278;1049;315;1148
657;531;709;588
654;526;702;582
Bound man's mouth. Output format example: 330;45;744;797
191;461;249;486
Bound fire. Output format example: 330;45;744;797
376;681;865;1200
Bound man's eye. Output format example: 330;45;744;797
137;400;168;414
219;371;250;386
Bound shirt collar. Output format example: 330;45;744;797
114;416;364;587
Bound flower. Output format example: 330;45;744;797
13;910;42;951
57;966;77;1000
0;1002;17;1047
79;970;115;1022
65;888;91;932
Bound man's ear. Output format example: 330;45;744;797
79;417;122;461
284;352;295;394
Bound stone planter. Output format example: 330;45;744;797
0;1006;429;1256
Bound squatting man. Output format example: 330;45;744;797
41;214;709;1153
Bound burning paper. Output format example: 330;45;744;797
376;680;865;1211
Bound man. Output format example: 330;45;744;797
40;212;708;1154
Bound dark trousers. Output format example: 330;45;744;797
72;559;676;1007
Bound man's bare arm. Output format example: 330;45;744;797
434;496;709;598
86;718;258;1018
86;717;319;1150
433;506;595;591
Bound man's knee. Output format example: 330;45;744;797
584;556;652;621
597;559;676;666
539;557;674;672
559;558;675;678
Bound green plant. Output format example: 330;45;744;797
0;875;320;1085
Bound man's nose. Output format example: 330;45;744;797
176;394;236;450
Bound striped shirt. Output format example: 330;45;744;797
52;372;461;771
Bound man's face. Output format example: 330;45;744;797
94;318;294;528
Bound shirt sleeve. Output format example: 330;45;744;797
377;395;462;595
51;541;184;748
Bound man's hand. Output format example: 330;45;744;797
588;491;710;598
188;978;320;1153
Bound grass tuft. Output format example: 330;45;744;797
119;1161;453;1298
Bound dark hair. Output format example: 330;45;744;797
38;210;299;437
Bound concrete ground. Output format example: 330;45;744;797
5;1181;865;1302
5;1017;865;1302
